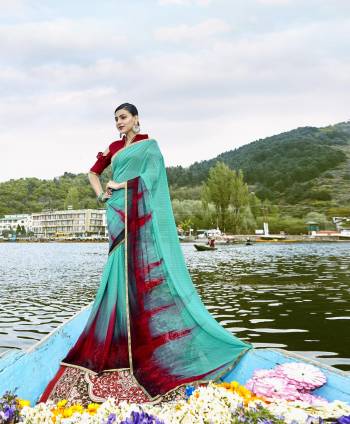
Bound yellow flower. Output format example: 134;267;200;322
51;408;59;417
238;386;251;397
87;403;100;415
221;382;231;390
57;399;68;408
215;380;255;403
71;404;84;414
62;407;74;418
17;399;30;408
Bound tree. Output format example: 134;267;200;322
202;163;253;233
230;169;250;234
64;187;80;210
179;218;193;235
202;162;235;231
305;212;329;230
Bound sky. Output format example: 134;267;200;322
0;0;350;182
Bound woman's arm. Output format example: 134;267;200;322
88;172;111;199
88;146;125;201
88;147;112;201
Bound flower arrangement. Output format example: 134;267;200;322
0;391;29;424
119;410;164;424
246;362;328;403
4;385;275;424
2;367;350;424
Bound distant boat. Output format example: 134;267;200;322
258;235;286;241
194;244;217;251
0;305;349;405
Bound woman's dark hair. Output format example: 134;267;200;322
114;103;138;116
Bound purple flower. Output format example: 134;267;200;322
1;404;15;421
106;413;117;424
338;416;350;424
120;409;164;424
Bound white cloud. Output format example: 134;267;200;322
0;0;28;16
256;0;291;5
0;19;127;65
158;0;212;5
1;3;350;181
154;18;231;43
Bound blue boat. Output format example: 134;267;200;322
0;305;349;405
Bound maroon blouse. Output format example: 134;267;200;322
89;133;149;175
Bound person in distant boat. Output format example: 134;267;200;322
40;103;251;404
208;238;215;248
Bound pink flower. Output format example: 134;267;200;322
275;363;326;391
297;392;328;405
246;376;300;401
252;369;276;379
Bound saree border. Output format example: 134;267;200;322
107;238;125;256
61;347;251;403
124;182;134;375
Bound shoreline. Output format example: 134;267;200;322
1;236;350;244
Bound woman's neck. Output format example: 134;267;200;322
125;131;136;144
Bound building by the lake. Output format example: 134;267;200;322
0;214;33;234
31;208;106;238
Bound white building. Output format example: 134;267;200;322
31;209;107;238
332;216;350;231
0;214;33;234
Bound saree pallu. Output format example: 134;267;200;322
61;139;251;399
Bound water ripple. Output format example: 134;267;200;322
0;241;349;371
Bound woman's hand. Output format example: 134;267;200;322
97;190;111;202
106;180;125;191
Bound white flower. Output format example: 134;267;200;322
18;380;350;424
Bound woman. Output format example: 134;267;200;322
41;103;251;404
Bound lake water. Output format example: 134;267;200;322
0;242;349;371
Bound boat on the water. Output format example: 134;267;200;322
194;244;217;251
0;305;349;406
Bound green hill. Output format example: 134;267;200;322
1;121;350;218
167;122;350;213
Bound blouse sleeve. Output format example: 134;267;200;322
89;149;112;175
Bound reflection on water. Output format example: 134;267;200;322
0;242;349;371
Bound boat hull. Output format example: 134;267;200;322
0;305;349;405
194;244;217;251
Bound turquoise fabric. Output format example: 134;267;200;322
109;139;251;378
63;138;251;397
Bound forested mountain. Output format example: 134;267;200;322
1;121;350;216
167;122;350;203
0;172;111;215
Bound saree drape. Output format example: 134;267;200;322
62;139;251;399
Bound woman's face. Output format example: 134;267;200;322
115;109;138;134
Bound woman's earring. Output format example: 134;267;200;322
132;122;140;133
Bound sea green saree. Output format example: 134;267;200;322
61;138;251;399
